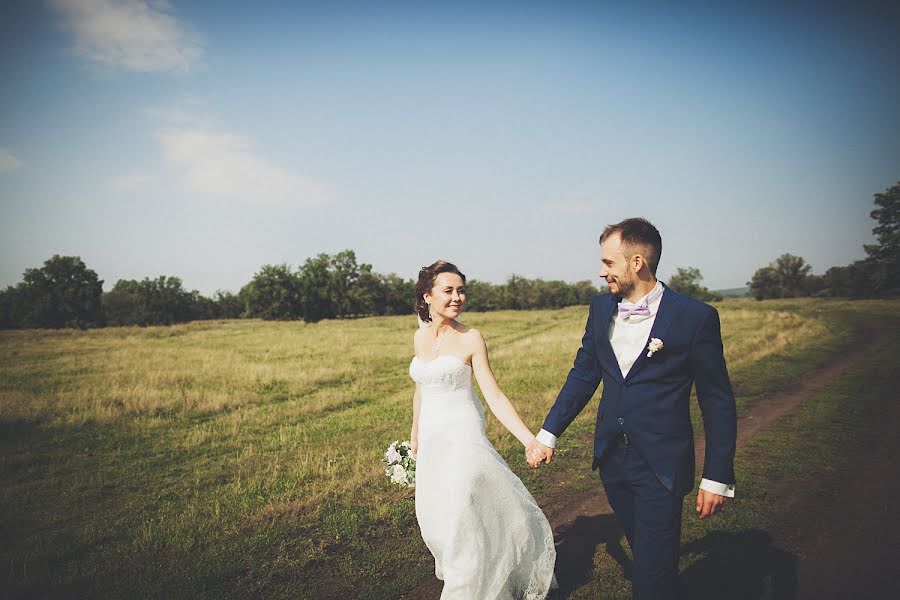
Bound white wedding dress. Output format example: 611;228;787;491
410;354;557;599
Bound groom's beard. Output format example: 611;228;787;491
610;274;636;298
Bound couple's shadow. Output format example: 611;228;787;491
553;515;798;599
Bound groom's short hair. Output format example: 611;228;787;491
600;218;662;276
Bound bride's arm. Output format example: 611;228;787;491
410;384;421;459
410;329;425;459
469;330;535;447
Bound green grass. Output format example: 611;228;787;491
1;299;896;598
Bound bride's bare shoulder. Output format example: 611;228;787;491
457;325;485;346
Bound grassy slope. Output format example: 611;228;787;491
1;299;894;598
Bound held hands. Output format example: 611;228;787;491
525;438;553;469
696;488;726;520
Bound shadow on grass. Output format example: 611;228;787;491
555;518;797;600
0;417;43;443
554;513;630;596
681;530;797;600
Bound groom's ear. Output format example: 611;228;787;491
630;253;646;273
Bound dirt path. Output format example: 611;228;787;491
407;321;895;599
762;323;900;600
786;384;900;599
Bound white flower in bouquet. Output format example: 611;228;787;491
385;445;401;463
382;440;416;488
391;464;407;484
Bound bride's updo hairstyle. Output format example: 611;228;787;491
415;260;466;323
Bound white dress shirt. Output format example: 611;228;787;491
536;281;735;498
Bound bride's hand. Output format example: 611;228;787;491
525;438;552;468
410;439;418;460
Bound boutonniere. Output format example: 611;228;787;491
647;338;664;358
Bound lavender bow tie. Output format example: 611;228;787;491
618;301;651;320
618;286;665;320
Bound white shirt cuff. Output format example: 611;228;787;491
700;478;735;498
535;429;558;448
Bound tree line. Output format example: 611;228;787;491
0;250;603;329
747;181;898;300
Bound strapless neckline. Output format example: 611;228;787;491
411;354;471;368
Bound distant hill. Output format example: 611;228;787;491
715;286;750;298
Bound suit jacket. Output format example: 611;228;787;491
542;286;737;497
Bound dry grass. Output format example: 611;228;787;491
0;305;830;515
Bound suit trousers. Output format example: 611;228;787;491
600;434;684;600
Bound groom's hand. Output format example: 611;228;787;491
525;439;553;468
696;488;727;520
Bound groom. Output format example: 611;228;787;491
527;217;737;599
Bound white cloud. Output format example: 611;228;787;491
0;148;24;172
154;127;329;208
110;173;157;190
48;0;204;73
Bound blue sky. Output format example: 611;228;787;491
1;0;898;294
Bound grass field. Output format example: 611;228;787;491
1;298;894;598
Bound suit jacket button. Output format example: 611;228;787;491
617;417;624;425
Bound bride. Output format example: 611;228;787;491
408;260;557;599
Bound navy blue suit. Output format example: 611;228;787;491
542;286;737;598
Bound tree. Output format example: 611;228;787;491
803;273;826;297
0;286;24;329
102;279;143;326
573;280;602;304
748;266;782;301
327;250;382;318
667;267;722;302
9;255;104;328
377;273;414;316
461;276;598;311
772;254;812;297
140;276;197;325
819;261;873;298
244;264;302;320
351;262;381;316
212;290;245;319
296;254;335;322
189;290;219;321
748;254;812;300
103;276;201;326
506;275;542;309
329;250;359;318
463;279;507;312
536;280;574;308
864;181;900;294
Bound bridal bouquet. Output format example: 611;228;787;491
382;440;416;488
